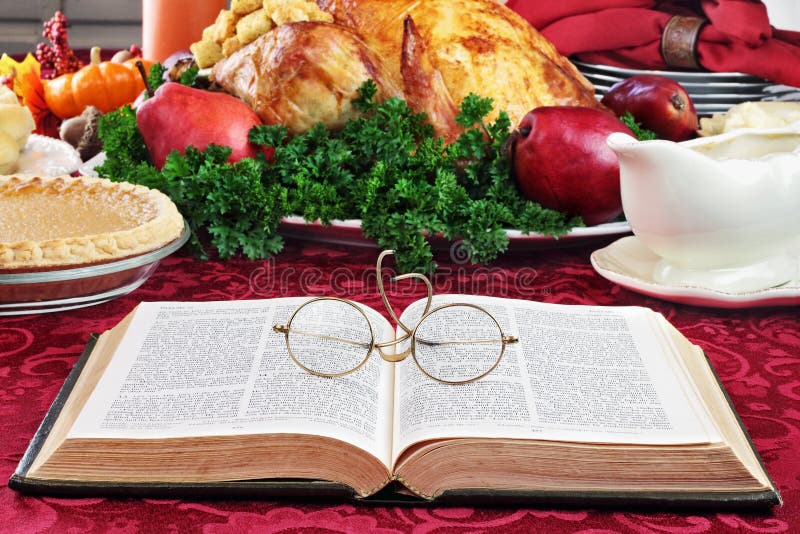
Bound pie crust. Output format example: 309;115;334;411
0;174;185;271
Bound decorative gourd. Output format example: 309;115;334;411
42;47;153;119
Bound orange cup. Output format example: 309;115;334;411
142;0;227;63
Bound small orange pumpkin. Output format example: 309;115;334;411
42;47;153;119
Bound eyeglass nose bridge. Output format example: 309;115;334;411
374;338;413;363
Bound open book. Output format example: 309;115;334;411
10;295;780;507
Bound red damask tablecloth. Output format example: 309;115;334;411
1;238;798;533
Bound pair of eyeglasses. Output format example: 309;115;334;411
273;250;518;384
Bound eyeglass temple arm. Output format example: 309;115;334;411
376;250;433;335
273;324;413;364
412;335;520;347
272;324;373;349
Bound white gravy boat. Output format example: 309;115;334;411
607;122;800;292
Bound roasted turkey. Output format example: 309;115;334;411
213;0;602;139
212;21;402;135
320;0;602;125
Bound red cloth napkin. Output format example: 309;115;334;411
506;0;800;87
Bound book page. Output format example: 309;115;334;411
68;298;395;469
392;295;719;466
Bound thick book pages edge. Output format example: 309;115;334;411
10;334;781;509
7;331;378;499
5;333;352;501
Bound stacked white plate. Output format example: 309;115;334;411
575;60;800;116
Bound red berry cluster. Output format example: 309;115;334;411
34;11;83;79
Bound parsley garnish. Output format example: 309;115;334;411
143;62;202;100
97;82;578;271
620;111;657;141
146;63;167;94
178;65;200;87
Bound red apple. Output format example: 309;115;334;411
511;106;634;226
601;74;698;141
136;83;267;169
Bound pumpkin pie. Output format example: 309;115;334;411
0;174;185;271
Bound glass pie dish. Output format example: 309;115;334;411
0;222;190;316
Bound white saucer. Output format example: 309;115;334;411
17;134;82;176
591;236;800;308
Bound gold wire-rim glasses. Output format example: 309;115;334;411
273;250;519;385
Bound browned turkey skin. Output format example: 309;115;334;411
212;21;402;135
213;0;602;139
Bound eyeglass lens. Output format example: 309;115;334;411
413;305;504;383
287;299;373;376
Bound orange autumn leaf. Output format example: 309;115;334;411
0;53;61;137
0;53;40;98
22;72;60;138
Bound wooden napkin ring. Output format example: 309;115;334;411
661;15;706;70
